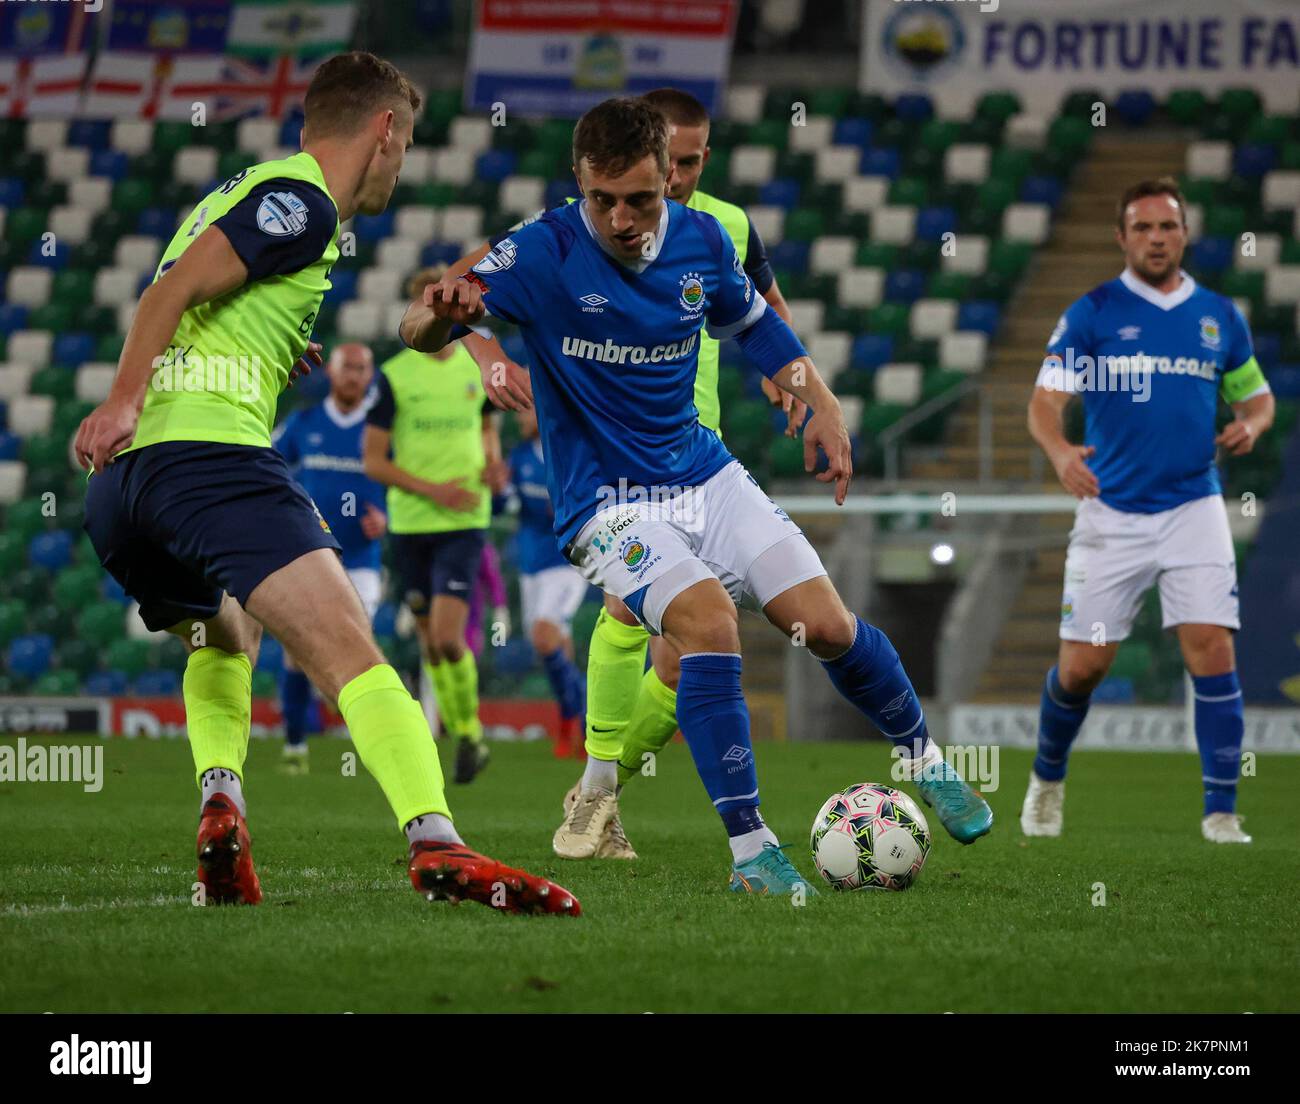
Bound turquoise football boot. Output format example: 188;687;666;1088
729;842;819;896
915;759;993;844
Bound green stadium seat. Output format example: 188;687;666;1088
3;567;51;605
53;564;102;613
1220;269;1263;303
33;670;79;695
77;601;125;648
29;367;76;403
4;206;47;245
106;637;151;679
927;272;969;300
55;637;100;679
5;498;50;544
809;88;851;117
29;301;76;333
156;635;189;674
1061;90;1105;118
889;176;929;207
1217;88;1262;123
856;242;898;268
1204;205;1249;239
868;303;911;337
1047;115;1093;157
920;120;963;155
0;598;26;646
976;91;1020;123
1110;641;1153;680
783;208;825;241
152;121;194;155
1166;89;1207;125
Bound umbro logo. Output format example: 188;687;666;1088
881;690;911;719
1118;326;1141;341
579;293;608;312
722;744;752;766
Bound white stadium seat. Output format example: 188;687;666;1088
871;206;916;245
807;332;851;381
747;205;784;245
944;144;991;184
394;206;439;243
75;364;117;403
787;299;825;336
376;238;421;273
813;146;859;184
1185;141;1232;181
730;146;777;187
837;267;884;309
1262;171;1300;211
358;268;403;303
6;268;53;309
1005;114;1049;150
117;302;137;335
175;146;219;186
93;267;139;308
398;148;434;184
725;85;764;125
69;177;112;214
940;332;989;374
439;205;483;245
809;236;856;276
1264;265;1300;305
236;117;279;156
8;331;53;367
933;87;977;122
7;395;55;436
115;235;162;273
1185;203;1204;240
910;299;959;339
0;461;25;506
383;302;409;337
875;363;923;406
839;396;863;437
1003;203;1050;244
337;302;382;341
49;205;94;246
789;116;834;154
942;234;989;275
0;363;34;400
46;147;89;184
499;176;546;219
842;175;889;212
449;117;492;155
1236;233;1281;272
110;120;154;156
25;119;67;153
433;148;475;186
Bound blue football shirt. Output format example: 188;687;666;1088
1038;269;1269;513
507;437;569;574
467;197;767;548
274;395;386;569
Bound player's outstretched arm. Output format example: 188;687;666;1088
74;226;250;469
756;281;808;436
1217;391;1275;456
1028;385;1099;498
398;273;486;354
461;331;533;411
770;356;853;505
361;424;480;512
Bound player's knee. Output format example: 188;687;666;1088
798;607;857;656
1058;651;1110;695
1182;627;1234;676
430;632;465;663
652;649;681;690
531;620;562;656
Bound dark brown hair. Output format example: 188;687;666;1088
1117;177;1186;231
304;51;421;140
572;97;669;178
641;87;710;130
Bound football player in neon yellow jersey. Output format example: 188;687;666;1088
364;265;507;786
75;51;579;914
450;88;812;857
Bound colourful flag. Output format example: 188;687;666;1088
85;52;229;120
227;0;357;59
0;55;87;117
106;0;233;54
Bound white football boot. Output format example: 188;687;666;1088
1202;812;1252;844
1020;772;1065;837
553;787;618;859
559;782;637;859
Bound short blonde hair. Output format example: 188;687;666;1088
405;264;447;301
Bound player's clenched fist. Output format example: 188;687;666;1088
804;405;853;506
75;397;140;471
1052;444;1100;498
1215;418;1258;457
424;274;486;326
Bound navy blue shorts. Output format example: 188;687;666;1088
390;529;485;615
84;441;342;632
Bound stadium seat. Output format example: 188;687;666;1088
134;670;180;696
940;332;989;374
7;633;53;679
85;670;129;696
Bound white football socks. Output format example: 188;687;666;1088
199;767;245;818
404;813;463;846
581;755;618;794
897;738;943;781
729;825;780;864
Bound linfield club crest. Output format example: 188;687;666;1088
678;272;704;312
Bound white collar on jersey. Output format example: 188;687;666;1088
1120;267;1197;311
577;197;669;274
324;392;374;429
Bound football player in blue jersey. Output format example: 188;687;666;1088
272;342;386;773
400;97;992;895
1023;177;1275;845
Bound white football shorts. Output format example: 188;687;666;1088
566;460;828;635
1059;493;1240;643
520;563;590;635
347;566;383;623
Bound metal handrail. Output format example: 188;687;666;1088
876;376;983;482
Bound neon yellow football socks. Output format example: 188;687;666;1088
617;667;680;786
183;647;252;788
584;608;649;760
426;653;482;743
340;663;451;827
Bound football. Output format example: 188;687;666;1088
810;783;932;891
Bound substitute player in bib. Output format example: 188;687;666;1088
364;266;506;785
451;88;806;858
273;342;386;773
403;98;992;895
74;52;578;914
1022;178;1274;845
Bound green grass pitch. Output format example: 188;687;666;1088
1;735;1297;1013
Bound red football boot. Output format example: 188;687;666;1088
554;715;577;758
196;793;262;905
408;840;581;916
